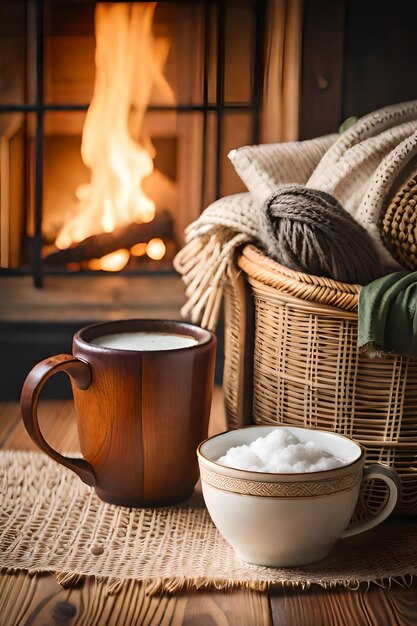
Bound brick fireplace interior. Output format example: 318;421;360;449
1;0;417;399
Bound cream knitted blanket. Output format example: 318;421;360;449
174;101;417;330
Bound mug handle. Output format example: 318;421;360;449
341;464;401;539
20;354;96;487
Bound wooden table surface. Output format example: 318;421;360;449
1;391;417;626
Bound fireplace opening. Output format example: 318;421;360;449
0;0;265;286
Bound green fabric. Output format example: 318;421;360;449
358;271;417;358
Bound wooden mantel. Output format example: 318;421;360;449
0;274;186;323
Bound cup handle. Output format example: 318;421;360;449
341;464;401;539
20;354;95;487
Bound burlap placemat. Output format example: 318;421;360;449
1;451;416;594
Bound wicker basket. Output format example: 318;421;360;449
224;245;417;514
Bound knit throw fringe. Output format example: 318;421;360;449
173;193;259;330
1;452;417;596
173;185;382;329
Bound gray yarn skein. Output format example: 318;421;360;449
259;185;383;285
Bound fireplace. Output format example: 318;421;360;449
0;0;265;286
0;0;279;399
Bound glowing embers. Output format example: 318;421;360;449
88;250;130;272
88;237;167;271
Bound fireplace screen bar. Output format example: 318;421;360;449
0;0;265;286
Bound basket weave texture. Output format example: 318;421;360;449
224;245;417;514
382;170;417;270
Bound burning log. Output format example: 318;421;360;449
44;210;174;266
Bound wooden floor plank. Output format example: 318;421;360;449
0;402;22;446
181;589;272;626
269;583;417;626
3;400;80;452
0;574;272;626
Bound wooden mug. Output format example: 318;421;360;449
21;319;216;507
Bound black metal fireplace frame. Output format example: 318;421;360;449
0;0;266;287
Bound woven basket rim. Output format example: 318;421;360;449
238;245;361;311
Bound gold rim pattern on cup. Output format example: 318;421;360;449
200;466;362;498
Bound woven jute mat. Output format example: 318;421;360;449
1;451;416;595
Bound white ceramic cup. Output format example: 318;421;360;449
197;425;400;567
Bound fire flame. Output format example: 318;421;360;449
56;2;174;270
